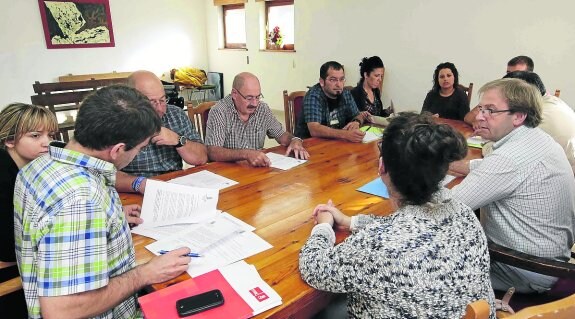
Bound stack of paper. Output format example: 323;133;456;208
139;260;282;319
360;126;384;143
145;213;272;277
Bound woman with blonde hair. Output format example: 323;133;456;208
0;103;58;316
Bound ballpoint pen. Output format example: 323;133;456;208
158;250;202;257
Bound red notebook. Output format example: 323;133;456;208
138;261;281;319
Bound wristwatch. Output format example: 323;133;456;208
176;135;187;148
352;118;362;125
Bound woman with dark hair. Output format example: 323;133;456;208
299;113;495;318
421;62;469;120
350;56;393;117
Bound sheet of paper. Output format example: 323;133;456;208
266;152;307;170
140;179;219;227
362;131;382;143
467;135;489;148
357;177;389;198
146;218;272;277
220;261;282;315
169;170;238;190
130;210;220;240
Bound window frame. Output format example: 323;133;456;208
223;4;247;49
265;0;295;50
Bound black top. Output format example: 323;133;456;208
421;88;470;121
350;84;391;117
0;148;18;262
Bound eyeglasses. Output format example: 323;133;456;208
478;106;512;117
326;77;346;84
235;90;264;102
149;96;167;106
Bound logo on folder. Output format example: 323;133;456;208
249;287;269;302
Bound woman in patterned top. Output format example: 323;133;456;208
350;56;393;118
299;112;495;318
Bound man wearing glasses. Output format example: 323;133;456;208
451;78;575;295
295;61;366;142
117;70;207;193
205;72;309;167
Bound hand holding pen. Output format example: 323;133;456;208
159;249;202;258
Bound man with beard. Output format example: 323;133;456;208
295;61;366;142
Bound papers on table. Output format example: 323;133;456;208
146;213;272;277
169;170;238;190
369;115;390;127
467;135;489;148
266;152;307;170
360;126;384;143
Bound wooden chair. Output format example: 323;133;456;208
503;293;575;319
489;241;575;312
30;78;128;142
188;101;215;140
459;82;474;108
283;90;306;135
554;89;561;97
463;300;490;319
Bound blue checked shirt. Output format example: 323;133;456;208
14;143;140;319
295;83;360;138
122;104;202;177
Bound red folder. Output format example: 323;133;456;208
138;269;253;319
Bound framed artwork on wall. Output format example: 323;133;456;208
38;0;115;49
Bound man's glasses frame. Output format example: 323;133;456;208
235;90;264;102
478;105;512;117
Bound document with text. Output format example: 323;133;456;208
139;179;219;227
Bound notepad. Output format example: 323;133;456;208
357;177;389;198
467;136;489;148
360;126;384;143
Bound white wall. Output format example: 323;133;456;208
205;0;575;111
0;0;208;108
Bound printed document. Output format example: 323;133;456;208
169;170;238;190
266;152;307;170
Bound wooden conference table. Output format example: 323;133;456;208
122;118;480;319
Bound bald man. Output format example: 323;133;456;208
205;72;309;167
116;70;207;193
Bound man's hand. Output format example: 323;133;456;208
342;120;360;130
151;127;179;146
285;139;310;160
345;129;366;143
123;204;143;227
140;247;191;285
245;150;271;167
312;199;351;230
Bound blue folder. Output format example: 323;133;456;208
357;177;389;198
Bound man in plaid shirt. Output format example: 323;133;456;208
118;70;208;193
205;72;309;167
14;85;193;318
295;61;366;142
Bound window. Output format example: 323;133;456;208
265;0;294;50
223;4;246;49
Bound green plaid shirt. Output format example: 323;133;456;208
14;143;141;319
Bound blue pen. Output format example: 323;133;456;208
158;250;202;257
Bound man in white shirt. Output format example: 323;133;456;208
451;78;575;294
503;71;575;176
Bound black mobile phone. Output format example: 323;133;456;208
176;289;224;317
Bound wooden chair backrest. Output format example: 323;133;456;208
31;78;129;141
462;299;490;319
505;293;575;319
188;101;216;140
283;90;306;135
58;71;132;82
459;82;474;108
